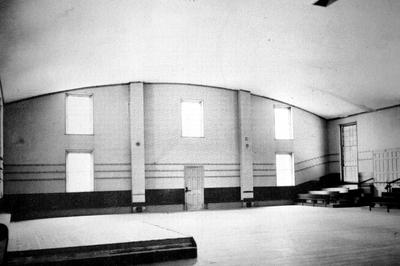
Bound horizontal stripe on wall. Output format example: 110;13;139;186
253;154;339;177
145;169;183;172
253;169;275;172
95;163;130;165
6;178;65;182
4;163;132;186
145;164;239;172
145;163;239;165
295;162;327;172
94;171;130;179
5;171;65;174
5;164;65;167
94;176;131;180
144;163;240;190
6;176;133;181
145;176;183;179
95;170;130;173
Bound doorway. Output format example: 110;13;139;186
340;123;358;183
184;166;204;211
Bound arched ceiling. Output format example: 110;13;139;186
1;0;400;119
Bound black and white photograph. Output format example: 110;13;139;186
0;0;400;265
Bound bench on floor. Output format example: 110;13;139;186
298;187;353;206
370;186;400;212
298;178;375;208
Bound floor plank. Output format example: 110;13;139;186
8;206;400;265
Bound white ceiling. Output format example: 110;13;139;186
1;0;400;119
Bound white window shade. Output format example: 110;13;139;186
274;107;293;139
276;153;294;186
181;100;204;137
66;152;94;192
66;94;93;134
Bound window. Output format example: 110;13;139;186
66;152;94;192
274;106;293;139
66;94;93;134
276;153;294;186
181;99;204;137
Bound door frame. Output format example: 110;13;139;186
184;166;204;211
339;122;358;183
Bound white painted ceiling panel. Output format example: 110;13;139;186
1;0;399;118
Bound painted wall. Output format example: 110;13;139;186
4;83;329;204
327;106;400;193
251;95;328;189
4;85;131;194
144;84;240;193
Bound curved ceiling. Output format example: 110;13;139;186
1;0;400;119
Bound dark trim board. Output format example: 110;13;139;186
254;187;297;201
204;187;241;203
2;183;324;220
254;181;322;201
3;191;131;221
145;187;242;205
146;189;185;205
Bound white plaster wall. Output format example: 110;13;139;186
251;95;328;186
4;85;130;194
143;83;240;189
144;83;239;165
327;106;400;180
4;83;330;194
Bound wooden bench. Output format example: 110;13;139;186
370;195;400;212
298;192;330;206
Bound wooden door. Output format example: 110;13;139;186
184;166;204;211
340;123;359;183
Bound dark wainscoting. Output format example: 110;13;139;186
204;187;241;203
145;189;184;205
320;173;341;187
254;187;296;201
3;191;131;221
254;181;322;201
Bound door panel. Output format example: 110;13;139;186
341;123;358;183
184;166;204;211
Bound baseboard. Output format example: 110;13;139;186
146;204;185;212
205;202;242;210
11;207;132;221
254;200;294;207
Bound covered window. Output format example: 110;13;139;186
181;99;204;137
66;152;94;192
276;153;294;186
66;94;93;134
274;106;293;139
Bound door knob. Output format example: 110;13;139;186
185;187;191;192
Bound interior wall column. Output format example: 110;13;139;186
0;81;3;200
238;90;254;203
129;82;145;210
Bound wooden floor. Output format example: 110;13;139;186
9;214;187;251
8;215;197;265
8;206;400;265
